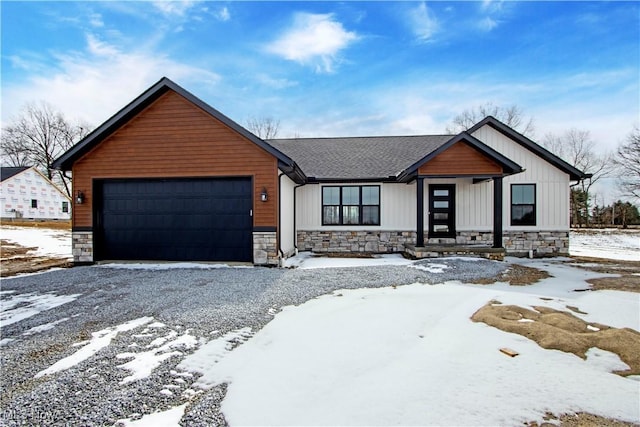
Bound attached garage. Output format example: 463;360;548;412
53;77;306;265
95;178;252;262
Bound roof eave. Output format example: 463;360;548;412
468;116;588;181
52;77;297;171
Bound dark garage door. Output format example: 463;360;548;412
96;178;252;262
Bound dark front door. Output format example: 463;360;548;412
95;178;253;262
428;184;455;238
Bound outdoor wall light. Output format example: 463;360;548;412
76;191;85;204
260;188;268;202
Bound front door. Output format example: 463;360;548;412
429;184;455;238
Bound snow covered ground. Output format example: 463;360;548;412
570;228;640;261
1;226;71;259
2;226;639;425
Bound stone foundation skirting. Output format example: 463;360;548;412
72;231;93;263
297;230;416;253
297;229;569;257
503;230;569;257
253;232;279;266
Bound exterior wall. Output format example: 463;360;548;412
279;173;296;258
471;125;571;231
297;230;569;257
296;182;417;231
253;231;278;265
71;90;278;230
0;168;71;220
297;230;416;253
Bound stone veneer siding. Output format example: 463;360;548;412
72;231;93;263
297;230;416;253
297;230;569;257
253;231;279;266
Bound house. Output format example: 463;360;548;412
53;77;587;265
0;166;71;221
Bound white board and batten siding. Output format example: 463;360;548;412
0;167;71;220
472;125;570;231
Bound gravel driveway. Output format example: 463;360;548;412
0;259;506;426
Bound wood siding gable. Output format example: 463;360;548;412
418;141;502;176
72;90;278;228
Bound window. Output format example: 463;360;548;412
322;186;380;225
31;199;38;209
62;201;69;213
511;184;536;226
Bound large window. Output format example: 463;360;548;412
322;186;380;226
511;184;536;226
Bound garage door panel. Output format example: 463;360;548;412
98;178;252;262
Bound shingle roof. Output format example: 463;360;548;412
0;166;29;182
268;135;453;180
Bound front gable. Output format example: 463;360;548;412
417;141;503;176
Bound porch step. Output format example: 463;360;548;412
404;244;505;261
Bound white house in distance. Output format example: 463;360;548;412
0;166;71;221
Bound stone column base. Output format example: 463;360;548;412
253;232;278;266
72;231;93;263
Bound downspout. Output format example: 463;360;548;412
277;172;284;263
293;183;305;250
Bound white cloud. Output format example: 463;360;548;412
478;16;498;32
408;2;439;42
89;13;104;28
1;34;220;127
216;6;230;22
152;0;198;17
265;13;358;73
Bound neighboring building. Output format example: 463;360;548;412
0;166;71;221
53;78;587;265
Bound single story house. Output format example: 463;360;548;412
53;77;587;265
0;166;71;221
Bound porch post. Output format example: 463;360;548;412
493;177;503;248
416;177;424;247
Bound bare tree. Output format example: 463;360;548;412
542;128;613;227
613;126;640;200
1;101;90;196
446;103;535;137
246;116;280;139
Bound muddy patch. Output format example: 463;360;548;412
471;302;640;376
471;264;551;286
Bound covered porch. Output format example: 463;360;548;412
396;132;523;261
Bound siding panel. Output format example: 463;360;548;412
72;91;278;228
418;142;502;175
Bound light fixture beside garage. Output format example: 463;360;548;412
260;187;268;202
76;191;85;204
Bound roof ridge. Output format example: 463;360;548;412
269;134;454;142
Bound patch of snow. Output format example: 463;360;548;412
283;252;414;269
587;325;600;331
409;262;450;273
96;262;253;270
0;292;80;326
1;226;71;258
585;347;631;373
23;317;70;335
177;328;253;389
570;229;640;261
115;403;187;427
35;317;153;378
116;331;198;384
0;338;14;346
192;277;639;426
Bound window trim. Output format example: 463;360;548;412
322;185;381;226
510;183;536;226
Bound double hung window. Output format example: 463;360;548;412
511;184;536;226
322;186;380;225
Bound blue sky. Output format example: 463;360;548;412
2;1;638;151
